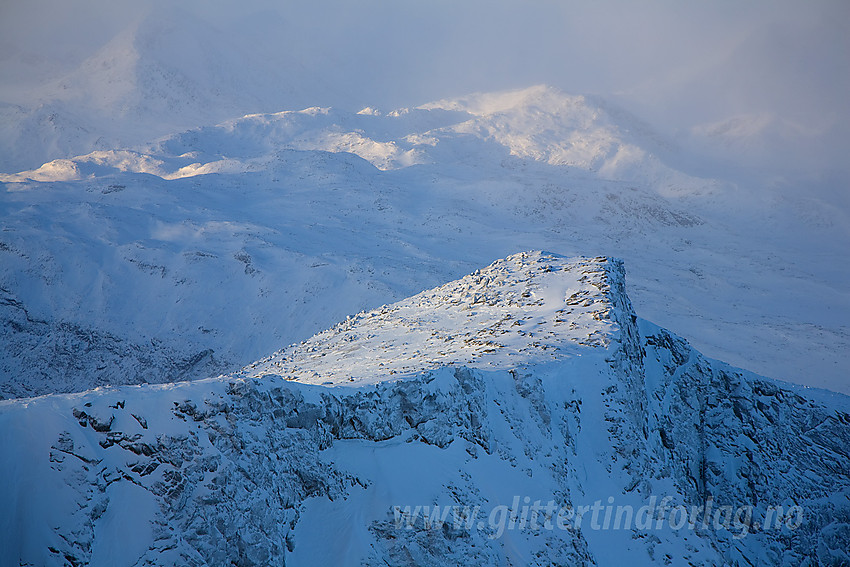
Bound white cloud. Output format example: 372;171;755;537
2;0;848;183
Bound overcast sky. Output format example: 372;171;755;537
2;0;848;180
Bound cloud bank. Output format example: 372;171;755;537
2;0;848;185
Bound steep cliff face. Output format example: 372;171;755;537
642;323;850;565
1;252;847;566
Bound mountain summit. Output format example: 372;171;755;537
242;252;632;386
1;253;847;566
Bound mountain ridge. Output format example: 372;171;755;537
241;252;630;386
1;252;847;566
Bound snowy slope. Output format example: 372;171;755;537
242;252;624;385
1;252;847;566
2;86;847;398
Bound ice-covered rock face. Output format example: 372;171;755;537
244;251;627;385
0;253;848;567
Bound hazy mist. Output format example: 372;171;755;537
2;0;848;183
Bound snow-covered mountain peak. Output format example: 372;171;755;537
419;84;577;116
243;252;629;386
1;251;848;567
417;86;711;194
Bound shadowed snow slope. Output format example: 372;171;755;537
1;252;848;566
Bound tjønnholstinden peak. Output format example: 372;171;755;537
242;251;631;386
1;252;848;567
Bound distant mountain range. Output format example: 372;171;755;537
2;86;848;398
